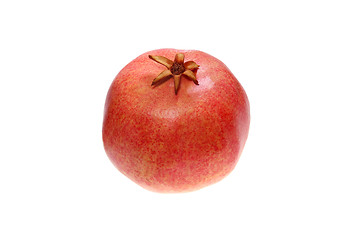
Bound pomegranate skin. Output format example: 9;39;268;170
103;49;250;193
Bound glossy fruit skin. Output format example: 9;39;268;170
103;49;250;193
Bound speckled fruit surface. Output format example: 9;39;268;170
102;49;250;193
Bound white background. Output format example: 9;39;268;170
1;0;350;239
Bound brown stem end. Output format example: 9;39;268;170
149;53;200;95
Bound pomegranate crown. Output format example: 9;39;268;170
149;53;200;95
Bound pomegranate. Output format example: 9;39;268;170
103;49;250;193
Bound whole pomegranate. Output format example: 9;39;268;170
103;49;250;193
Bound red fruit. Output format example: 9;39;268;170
103;49;250;193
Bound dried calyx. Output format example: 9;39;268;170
149;53;199;95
